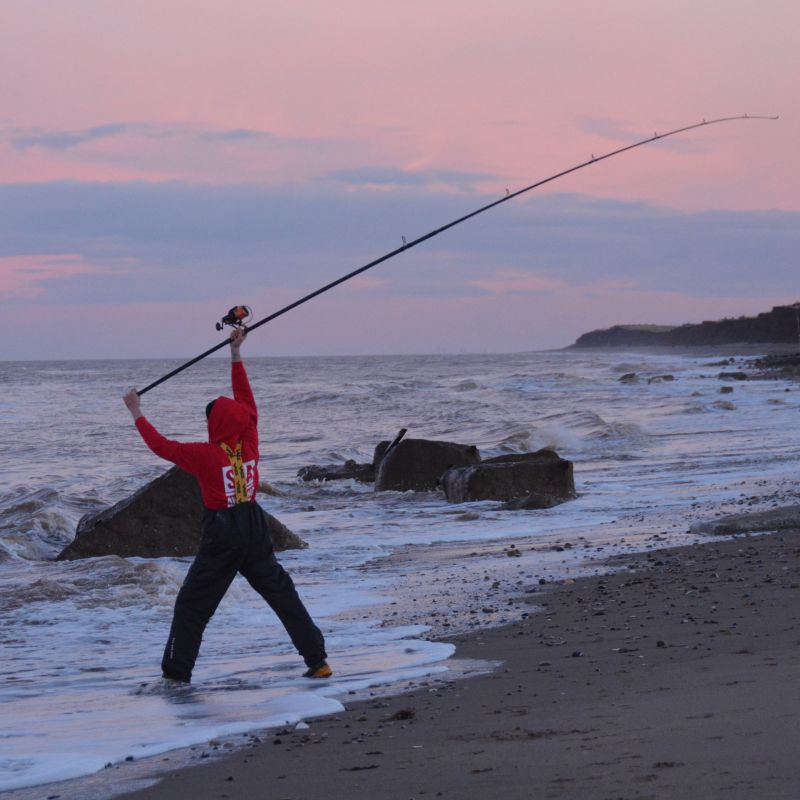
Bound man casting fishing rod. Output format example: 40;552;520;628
119;114;775;684
123;328;331;684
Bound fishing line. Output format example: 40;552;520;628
137;113;778;395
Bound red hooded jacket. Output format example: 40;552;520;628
135;361;260;509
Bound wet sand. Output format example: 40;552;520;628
116;527;800;800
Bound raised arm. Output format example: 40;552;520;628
229;328;257;422
229;327;244;364
123;387;206;472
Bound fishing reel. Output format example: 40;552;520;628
215;305;252;331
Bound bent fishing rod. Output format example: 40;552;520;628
138;113;778;395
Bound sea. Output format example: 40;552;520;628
1;349;798;796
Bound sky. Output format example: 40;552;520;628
0;0;797;359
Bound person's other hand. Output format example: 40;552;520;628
123;387;143;420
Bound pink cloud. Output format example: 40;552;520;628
0;2;794;208
468;271;569;295
0;254;98;298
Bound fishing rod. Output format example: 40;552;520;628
137;113;778;395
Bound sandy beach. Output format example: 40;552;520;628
111;525;800;800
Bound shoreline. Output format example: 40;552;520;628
104;525;800;800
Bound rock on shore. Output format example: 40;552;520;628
690;504;800;536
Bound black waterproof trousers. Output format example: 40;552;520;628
161;501;326;683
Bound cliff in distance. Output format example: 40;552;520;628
571;303;800;349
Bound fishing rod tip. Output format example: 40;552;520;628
743;113;780;121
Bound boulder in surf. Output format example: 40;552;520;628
297;459;375;483
57;466;305;560
374;438;481;492
440;449;576;505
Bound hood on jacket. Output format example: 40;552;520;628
207;396;252;445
